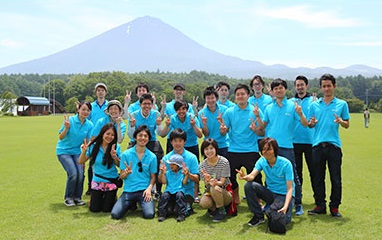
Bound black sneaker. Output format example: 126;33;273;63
248;216;265;227
208;209;219;217
212;211;226;222
64;199;75;207
74;199;86;206
330;208;342;218
177;215;185;222
158;216;166;222
308;206;327;215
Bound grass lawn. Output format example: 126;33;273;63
0;113;381;239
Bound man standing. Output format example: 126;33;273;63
290;75;315;215
216;81;235;108
256;78;308;216
307;74;350;218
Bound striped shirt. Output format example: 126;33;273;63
199;156;231;188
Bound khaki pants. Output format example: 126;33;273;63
199;185;232;209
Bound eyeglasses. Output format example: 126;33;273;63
137;161;143;172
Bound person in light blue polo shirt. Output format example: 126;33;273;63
56;101;93;207
162;128;200;216
111;125;157;220
238;138;294;226
91;100;126;144
307;74;350;218
248;75;273;113
256;78;308;216
216;81;235;108
78;123;121;212
123;82;158;118
86;82;108;195
198;86;229;157
290;75;316;215
128;93;164;196
157;154;189;222
220;83;264;205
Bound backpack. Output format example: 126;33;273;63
265;198;287;234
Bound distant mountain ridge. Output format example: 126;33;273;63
1;16;381;79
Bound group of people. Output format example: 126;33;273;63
56;73;350;227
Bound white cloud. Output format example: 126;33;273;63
258;5;363;28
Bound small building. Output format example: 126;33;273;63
16;96;50;116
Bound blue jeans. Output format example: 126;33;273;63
278;148;302;205
111;191;155;219
312;143;342;208
158;191;187;217
244;181;294;224
57;154;84;200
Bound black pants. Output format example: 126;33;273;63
293;143;314;187
227;152;262;190
158;191;187;217
89;189;118;212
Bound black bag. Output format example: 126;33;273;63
94;173;123;188
265;198;287;234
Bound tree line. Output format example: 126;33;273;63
1;70;381;113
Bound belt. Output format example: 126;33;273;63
318;142;333;148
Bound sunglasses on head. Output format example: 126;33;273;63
137;161;143;172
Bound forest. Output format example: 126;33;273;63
1;70;381;113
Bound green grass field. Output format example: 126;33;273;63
0;114;381;239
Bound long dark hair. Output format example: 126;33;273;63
88;123;118;169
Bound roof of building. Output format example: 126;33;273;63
16;96;50;106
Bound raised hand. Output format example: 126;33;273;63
192;96;199;109
159;160;167;172
129;112;136;128
235;168;246;180
63;115;70;129
252;103;260;117
164;114;171;127
294;101;303;115
201;112;207;126
312;92;317;102
125;90;132;104
334;114;343;124
160;95;167;108
182;162;189;176
155;112;162;125
190;114;197;126
81;138;89;152
110;144;117;159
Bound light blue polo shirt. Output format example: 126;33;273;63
248;93;273;112
308;97;350;148
86;144;121;182
223;103;262;152
89;100;108;123
120;146;157;193
198;104;229;149
56;115;93;155
162;150;199;197
128;100;158;113
254;156;295;197
91;116;126;139
217;99;235;108
129;109;160;142
263;97;301;149
290;94;314;144
169;113;201;147
164;100;194;117
164;170;185;194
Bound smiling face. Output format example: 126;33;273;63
140;99;153;116
217;85;229;100
294;79;308;96
171;138;186;153
96;87;107;99
235;88;250;106
320;79;336;98
107;105;121;118
251;79;264;95
176;106;188;120
272;84;287;100
203;144;217;159
134;130;149;147
78;103;91;119
136;87;148;98
205;94;217;108
102;128;115;144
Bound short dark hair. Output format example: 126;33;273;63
203;86;219;99
169;128;187;142
174;100;189;111
135;82;150;94
216;81;231;90
250;75;265;93
133;125;152;140
319;74;336;87
259;137;279;157
200;138;219;158
77;100;92;111
139;93;154;104
270;78;287;90
295;75;308;85
234;83;250;94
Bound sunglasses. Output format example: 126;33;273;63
137;161;143;172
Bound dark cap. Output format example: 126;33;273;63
173;83;185;90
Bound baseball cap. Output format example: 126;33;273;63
95;83;107;92
166;154;184;168
173;83;185;90
104;100;124;114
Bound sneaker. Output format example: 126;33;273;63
212;211;226;222
208;209;219;217
177;215;185;222
74;199;86;206
64;199;75;207
295;204;304;216
194;197;200;203
330;208;342;218
262;203;271;212
85;189;91;196
242;195;246;200
308;206;327;215
248;215;265;227
158;216;166;222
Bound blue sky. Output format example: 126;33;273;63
1;0;381;70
